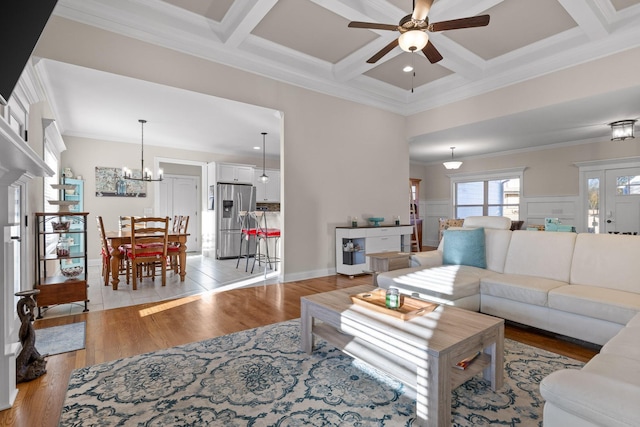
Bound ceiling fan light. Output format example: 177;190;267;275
398;30;428;52
610;119;636;141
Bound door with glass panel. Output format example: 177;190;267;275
604;168;640;234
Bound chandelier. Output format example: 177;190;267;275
122;119;163;182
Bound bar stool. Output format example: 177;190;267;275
251;211;281;276
236;211;257;272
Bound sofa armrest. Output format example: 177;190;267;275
540;369;640;427
410;251;443;268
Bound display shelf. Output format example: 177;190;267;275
34;212;89;318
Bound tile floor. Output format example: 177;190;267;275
37;254;279;319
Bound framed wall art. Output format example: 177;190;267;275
95;167;146;197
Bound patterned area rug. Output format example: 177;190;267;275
59;319;583;426
37;322;86;356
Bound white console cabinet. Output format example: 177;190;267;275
335;225;413;276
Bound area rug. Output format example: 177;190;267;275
59;319;583;426
37;321;86;356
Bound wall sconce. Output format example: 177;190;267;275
443;146;462;170
610;120;636;141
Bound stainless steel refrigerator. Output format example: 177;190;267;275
214;183;256;259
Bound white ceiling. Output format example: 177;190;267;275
40;0;640;163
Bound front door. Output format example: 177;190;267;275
604;167;640;234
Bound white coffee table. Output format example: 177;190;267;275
300;284;504;427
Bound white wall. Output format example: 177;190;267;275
38;17;409;281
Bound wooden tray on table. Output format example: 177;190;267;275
350;288;438;320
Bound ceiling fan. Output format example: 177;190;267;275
348;0;490;64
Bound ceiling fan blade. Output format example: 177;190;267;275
430;15;490;32
367;38;399;63
412;0;434;21
422;41;443;64
348;21;398;31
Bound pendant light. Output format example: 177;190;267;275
122;119;163;181
443;146;462;170
258;132;269;183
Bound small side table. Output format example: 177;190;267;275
366;252;411;286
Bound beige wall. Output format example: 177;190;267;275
40;17;409;280
416;138;640;201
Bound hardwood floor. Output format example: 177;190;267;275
0;275;599;427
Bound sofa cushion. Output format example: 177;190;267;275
503;231;576;282
548;285;640;325
443;227;486;268
377;264;489;301
462;215;512;230
601;327;640;361
540;365;640;427
480;273;566;307
625;312;640;329
582;353;640;388
570;233;640;294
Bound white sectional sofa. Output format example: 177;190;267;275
377;216;640;346
377;216;640;426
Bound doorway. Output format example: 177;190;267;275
604;167;640;234
580;159;640;234
158;174;200;251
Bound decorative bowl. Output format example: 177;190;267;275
368;217;384;227
61;266;83;278
52;221;70;231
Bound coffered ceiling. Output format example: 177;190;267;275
41;0;640;163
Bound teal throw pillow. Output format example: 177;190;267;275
442;227;487;268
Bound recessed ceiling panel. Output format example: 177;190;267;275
387;0;414;13
442;0;577;60
252;0;378;64
161;0;233;22
364;52;452;90
611;0;640;11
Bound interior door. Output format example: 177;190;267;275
604;167;640;234
158;175;200;251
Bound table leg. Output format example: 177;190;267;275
178;242;187;281
110;246;122;290
483;326;504;390
416;354;449;427
300;300;314;354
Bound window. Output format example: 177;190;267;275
410;178;421;216
616;175;640;195
587;177;600;233
452;169;523;221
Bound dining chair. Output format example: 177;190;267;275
120;216;170;290
96;216;112;286
119;215;143;229
168;215;189;274
251;211;281;276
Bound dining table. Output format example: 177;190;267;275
105;230;189;290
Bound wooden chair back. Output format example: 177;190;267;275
96;215;111;286
119;215;143;229
172;215;190;234
128;216;170;287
